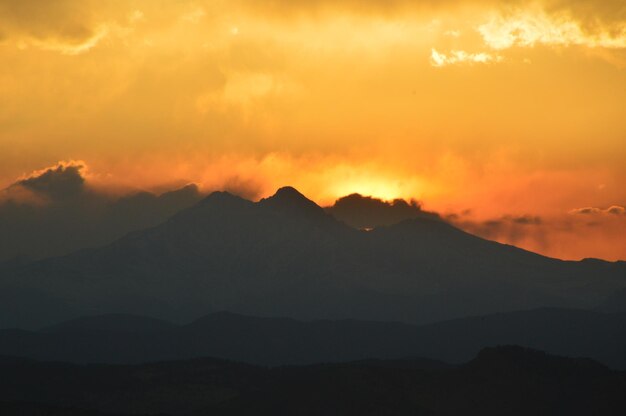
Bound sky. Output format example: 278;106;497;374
0;0;625;260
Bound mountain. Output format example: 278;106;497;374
0;182;203;262
1;346;625;416
0;286;78;329
1;186;625;328
1;308;625;369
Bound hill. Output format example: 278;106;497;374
0;346;624;415
0;308;625;369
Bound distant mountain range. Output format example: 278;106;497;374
1;346;625;415
1;186;625;329
0;182;203;262
1;308;625;369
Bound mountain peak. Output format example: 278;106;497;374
261;186;316;206
274;186;305;198
271;186;314;206
203;190;236;200
201;190;248;206
258;186;328;220
187;191;253;217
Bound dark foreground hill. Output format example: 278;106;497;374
1;187;625;328
1;308;625;369
0;346;625;416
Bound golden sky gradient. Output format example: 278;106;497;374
0;0;625;260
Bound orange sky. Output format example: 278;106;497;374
0;0;625;260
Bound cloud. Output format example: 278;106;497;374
508;214;543;225
570;207;603;215
0;0;92;46
570;205;626;215
449;212;545;246
27;25;110;55
477;9;626;50
0;0;119;54
11;161;86;201
449;205;626;260
542;0;626;27
608;206;626;215
2;0;624;56
430;48;502;67
234;0;625;19
234;0;626;33
236;0;626;69
325;193;440;229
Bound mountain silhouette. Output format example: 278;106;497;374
1;308;625;369
0;181;203;262
258;186;331;220
0;186;625;328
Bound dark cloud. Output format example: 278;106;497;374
14;163;85;200
607;206;626;215
507;215;542;225
483;220;503;228
570;207;603;215
325;193;440;229
570;205;626;216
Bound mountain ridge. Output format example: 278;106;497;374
1;186;624;328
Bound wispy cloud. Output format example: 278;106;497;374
570;205;626;216
24;24;110;55
430;48;501;67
